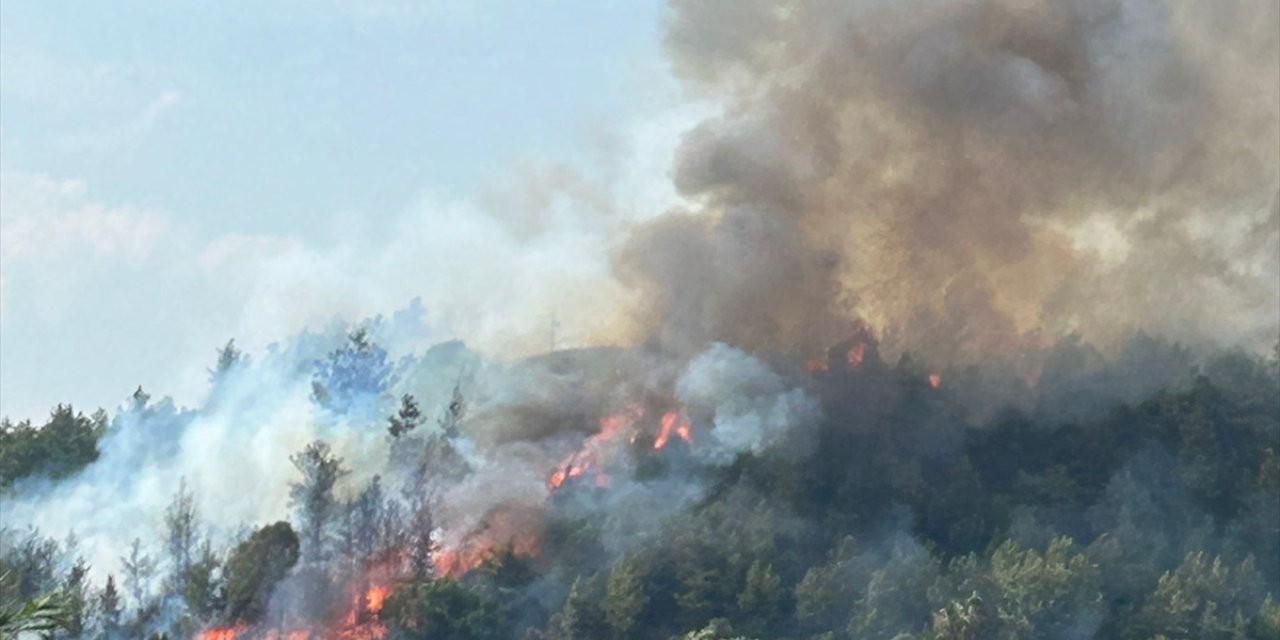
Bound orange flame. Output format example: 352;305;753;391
434;533;540;577
547;404;644;490
365;586;388;614
198;627;246;640
654;411;692;450
262;631;311;640
846;342;867;368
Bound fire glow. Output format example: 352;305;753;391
198;628;246;640
433;534;540;577
546;404;644;490
653;411;692;450
546;405;696;491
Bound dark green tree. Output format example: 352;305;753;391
382;578;504;640
222;521;300;625
1131;551;1264;640
388;395;423;438
736;560;783;635
97;574;122;638
548;576;606;640
603;555;651;640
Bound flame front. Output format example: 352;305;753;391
546;404;644;490
845;342;867;368
199;628;246;640
365;585;388;614
434;533;540;577
653;411;692;450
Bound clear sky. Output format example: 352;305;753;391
0;0;683;421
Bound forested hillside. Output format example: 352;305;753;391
3;329;1277;639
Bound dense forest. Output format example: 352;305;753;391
2;323;1277;640
3;0;1278;636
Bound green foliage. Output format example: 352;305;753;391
677;618;758;640
222;521;300;625
0;580;72;637
1131;551;1265;640
847;539;941;640
548;576;606;640
0;405;106;489
1257;595;1280;639
984;537;1101;639
3;336;1277;640
382;578;504;640
603;555;652;639
794;537;857;632
736;560;783;634
930;593;992;640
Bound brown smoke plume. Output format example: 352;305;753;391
616;0;1279;362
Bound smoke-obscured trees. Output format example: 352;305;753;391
381;578;504;640
222;521;300;626
289;441;349;563
311;328;396;419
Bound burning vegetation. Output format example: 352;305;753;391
2;327;1277;639
2;0;1278;639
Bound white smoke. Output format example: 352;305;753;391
677;343;820;463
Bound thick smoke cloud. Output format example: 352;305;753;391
2;3;1277;637
618;0;1279;361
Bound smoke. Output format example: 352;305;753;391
0;334;394;582
676;343;819;462
1;2;1277;637
618;0;1279;360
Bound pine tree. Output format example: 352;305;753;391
63;556;89;637
163;479;199;598
603;556;650;640
737;560;782;634
387;395;423;438
551;576;606;640
208;339;245;383
437;383;465;438
289;440;349;562
120;538;156;614
98;575;122;638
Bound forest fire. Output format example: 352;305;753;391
198;628;247;640
546;405;697;489
261;632;310;640
333;585;388;640
546;404;644;490
845;342;867;369
434;534;540;577
196;582;390;640
2;0;1274;636
653;411;692;450
364;586;387;614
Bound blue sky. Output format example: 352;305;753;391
0;0;690;420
